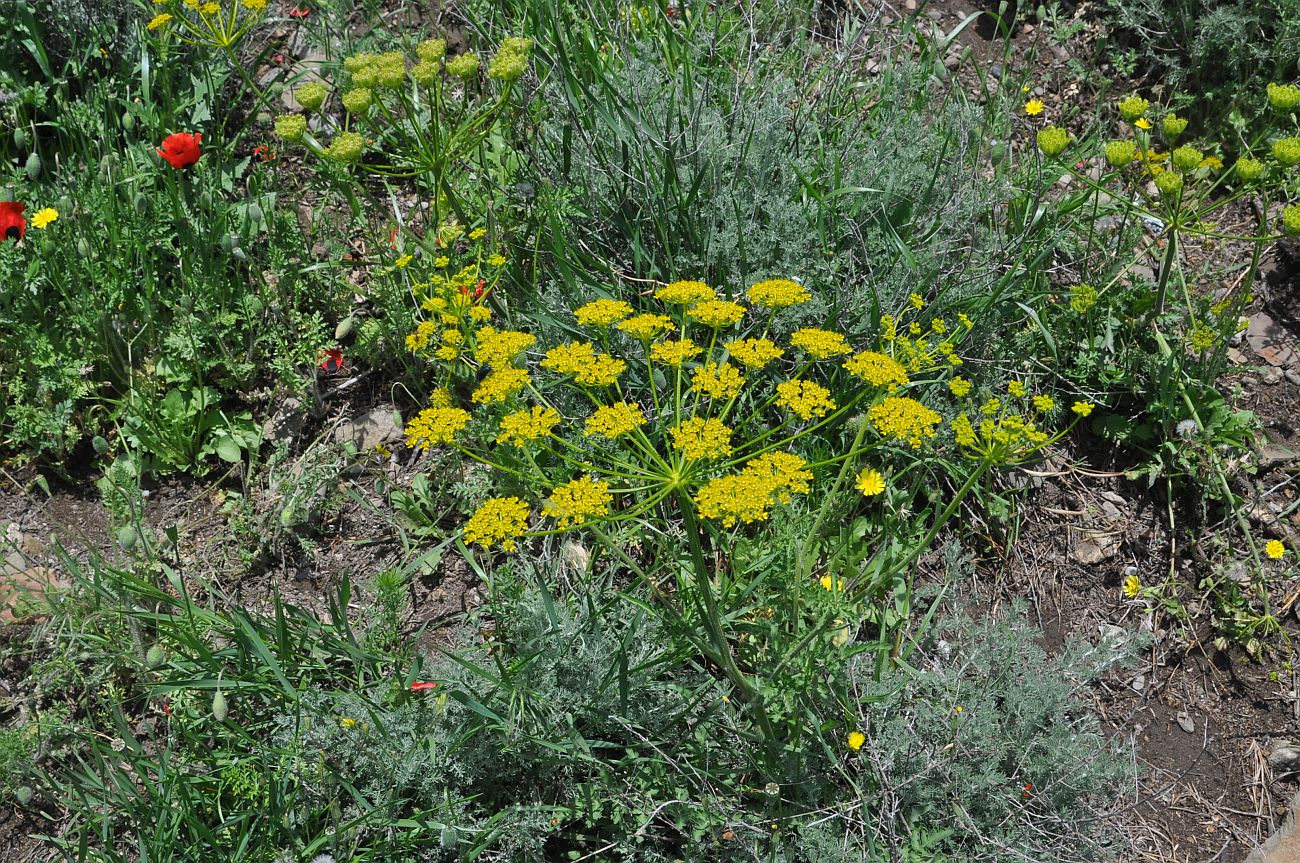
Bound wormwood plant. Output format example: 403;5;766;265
400;272;1095;742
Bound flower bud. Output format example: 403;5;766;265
1283;204;1300;236
1117;94;1149;123
1171;145;1202;172
92;435;109;455
446;52;480;80
342;87;373;113
145;644;167;667
1155;171;1183;198
294;81;328;112
1161;114;1188;140
1273;136;1300;167
1036;126;1069;157
273;113;307;143
1235;156;1265;182
212;690;228;722
1103;140;1136;168
24;152;41;181
417;37;447;63
326;131;365;163
1267;82;1300;112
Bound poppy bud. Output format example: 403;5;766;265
122;111;135;131
92;435;109;455
212;690;228;722
221;233;236;254
117;526;138;550
13;128;26;149
145;644;167;667
247;203;264;223
989;139;1005;164
245;296;264;317
24;153;41;181
439;826;458;850
335;315;355;340
134;193;150;216
77;237;90;258
56;195;71;214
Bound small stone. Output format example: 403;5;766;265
1071;531;1120;564
333;405;401;451
1287;370;1300;386
1175;711;1195;733
1247;312;1299;367
1244;788;1300;863
1264;367;1284;386
1269;740;1300;773
989;63;1003;79
262;397;307;444
1129;673;1147;693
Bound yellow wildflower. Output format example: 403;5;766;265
543;476;613;528
669;417;733;461
868;396;941;449
147;12;173;29
656;280;715;304
948;377;972;397
472;367;531;404
725;337;784;369
1266;540;1286;560
687;300;747;329
1024;99;1044;116
1071;401;1095;417
464;497;530;551
847;731;865;751
404;407;472;450
691;362;746;399
618;313;675;340
1134;117;1152;130
694;452;811;526
395;254;413;268
585;402;648;439
1032;395;1054;412
820;575;845;591
775;379;836;421
542;342;626;386
855;468;885;497
496;406;560;447
574;299;634;328
30;208;58;229
1122;574;1141;598
790;328;851;359
474;328;535;370
1008;380;1027;398
844;351;909;388
649;338;702;366
747;278;810;308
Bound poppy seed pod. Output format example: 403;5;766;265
212;690;228;722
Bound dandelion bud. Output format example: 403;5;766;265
446;52;480;80
341;87;373;113
1162;113;1188;140
273;113;307;143
1283;204;1300;236
1036;126;1069;157
212;690;228;722
294;81;328;112
1117;94;1149;123
417;37;447;64
1235;156;1265;182
1155;171;1183;198
1273;136;1300;167
1171;145;1202;172
1103;140;1136;168
326;131;365;163
1267;82;1300;112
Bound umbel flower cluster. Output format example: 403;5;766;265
399;277;1073;552
145;0;268;50
272;33;531;180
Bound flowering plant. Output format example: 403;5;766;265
145;0;269;50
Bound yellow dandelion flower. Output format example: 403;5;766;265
496;406;560;447
472;367;531;404
669;417;733;461
585;402;647;439
30;208;58;229
1266;539;1286;559
574;299;634;328
464;497;530;551
1135;117;1152;130
790;327;851;359
747;278;810;308
618;313;676;340
691;362;746;399
339;716;358;729
725;337;784;369
775;379;836;421
687;299;747;329
843;350;909;388
1122;574;1141;598
819;575;845;591
656;280;715;304
847;731;865;751
649;338;702;366
855;468;885;497
1024;99;1044;116
404;406;471;450
543;476;613;528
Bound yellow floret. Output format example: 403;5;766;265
404;406;472;450
464;497;530;551
574;299;634;328
790;327;851;359
656;280;716;304
747;279;810;308
775;379;836;421
843;350;909;388
542;475;613;528
669;417;733;461
690;362;745;399
585;402;648;439
725;338;784;369
496;406;560;447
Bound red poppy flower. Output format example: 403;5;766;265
409;681;438;692
319;347;344;373
252;145;275;162
288;6;310;17
0;202;25;242
162;697;172;716
156;132;203;169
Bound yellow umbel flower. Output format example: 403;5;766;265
747;279;810;308
687;300;747;329
1032;395;1054;412
472;367;531;404
669;417;733;461
574;299;634;328
948;377;972;397
1266;539;1286;559
147;12;173;29
1007;380;1027;398
585;402;648;439
543;475;613;528
790;328;851;359
474;328;535;370
775;379;836;421
694;452;812;526
951;413;977;446
542;342;626;386
656;280;716;304
868;396;941;449
650;338;702;366
429;387;455;408
855;468;885;497
496;406;560;447
843;350;909;388
1071;401;1095;417
618;313;675;340
404;406;472;450
725;337;784;369
464;497;530;551
691;362;745;399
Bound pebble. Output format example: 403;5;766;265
1269;740;1300;773
1175;711;1195;733
1286;370;1300;386
1129;673;1146;693
1264;368;1284;386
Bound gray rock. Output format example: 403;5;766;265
1245;789;1300;863
1247;313;1299;367
1175;711;1195;733
262;397;307;444
1268;740;1300;773
333;405;401;451
1071;531;1120;564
